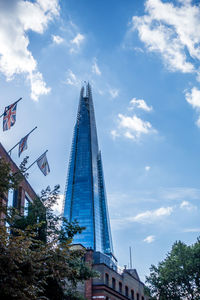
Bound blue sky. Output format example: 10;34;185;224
0;0;200;281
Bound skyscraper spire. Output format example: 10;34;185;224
63;83;114;257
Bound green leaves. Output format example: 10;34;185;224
0;159;95;300
0;158;22;194
146;239;200;300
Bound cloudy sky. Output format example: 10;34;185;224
1;0;200;281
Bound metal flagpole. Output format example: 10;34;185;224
0;97;22;119
25;150;48;172
8;126;37;155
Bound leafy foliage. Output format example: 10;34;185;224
146;239;200;300
0;157;96;300
0;157;24;194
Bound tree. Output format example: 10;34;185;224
0;157;96;300
0;156;26;194
146;239;200;300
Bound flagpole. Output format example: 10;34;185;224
0;97;22;119
8;126;38;156
25;150;48;172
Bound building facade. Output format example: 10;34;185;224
72;246;148;300
0;142;38;222
63;83;114;259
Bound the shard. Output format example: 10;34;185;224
63;83;114;258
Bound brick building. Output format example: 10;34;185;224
0;142;38;221
73;245;149;300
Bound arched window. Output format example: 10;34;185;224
112;277;116;290
119;282;122;293
105;273;109;286
125;286;129;297
137;293;140;300
131;289;135;299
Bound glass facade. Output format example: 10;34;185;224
63;83;114;257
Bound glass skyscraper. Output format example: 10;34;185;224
63;83;114;258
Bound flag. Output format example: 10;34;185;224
18;134;28;157
37;152;50;176
3;102;17;131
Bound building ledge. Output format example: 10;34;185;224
93;284;132;300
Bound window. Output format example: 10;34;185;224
7;189;14;207
119;282;122;293
131;289;135;299
112;277;116;290
13;189;19;208
142;297;144;300
105;273;109;285
137;293;140;300
125;286;129;297
24;192;33;216
24;196;29;216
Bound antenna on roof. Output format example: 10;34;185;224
129;246;133;269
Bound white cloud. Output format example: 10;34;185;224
129;98;152;112
180;200;197;211
185;87;200;109
111;95;156;141
111;103;156;141
133;47;144;53
109;88;119;99
185;87;200;126
118;113;154;139
124;131;135;140
130;1;200;127
0;0;59;101
92;58;101;76
131;0;200;73
184;228;200;233
109;186;200;231
145;165;151;171
29;72;51;101
129;206;173;224
111;130;120;140
119;114;151;133
65;69;79;86
52;34;64;44
18;0;59;34
70;33;85;52
71;33;85;46
143;235;155;243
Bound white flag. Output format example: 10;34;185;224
37;152;50;176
